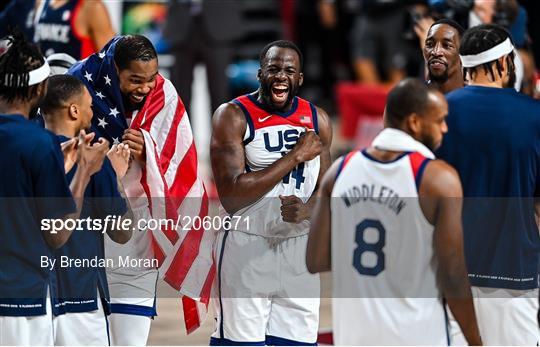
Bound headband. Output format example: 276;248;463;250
28;61;51;85
460;38;514;68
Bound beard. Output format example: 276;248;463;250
122;93;144;113
419;132;440;152
259;81;299;113
427;69;449;84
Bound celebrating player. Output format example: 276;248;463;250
307;79;482;345
0;32;108;345
68;35;210;344
437;24;540;345
40;74;132;345
210;40;332;345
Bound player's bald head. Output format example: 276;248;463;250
384;79;442;127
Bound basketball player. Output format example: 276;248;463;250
34;0;115;59
307;79;482;345
40;74;132;345
69;35;207;345
210;40;332;345
0;32;108;345
68;35;159;346
437;24;540;345
423;19;465;94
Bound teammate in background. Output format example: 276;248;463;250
436;24;540;345
307;79;482;345
46;52;77;75
423;19;465;94
40;74;132;345
0;32;107;345
69;35;158;346
69;35;209;345
210;40;332;345
34;0;115;59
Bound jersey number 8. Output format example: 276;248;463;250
353;219;386;276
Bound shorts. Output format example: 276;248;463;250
0;297;54;346
210;230;320;345
108;313;152;346
53;296;109;346
448;286;539;345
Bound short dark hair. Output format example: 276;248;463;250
0;30;45;103
259;40;303;70
113;35;157;71
429;18;465;37
459;24;514;82
40;75;85;116
385;78;436;128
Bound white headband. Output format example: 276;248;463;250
460;38;514;68
28;61;51;85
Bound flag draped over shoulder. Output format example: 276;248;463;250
68;37;215;333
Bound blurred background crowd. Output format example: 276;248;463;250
1;0;539;179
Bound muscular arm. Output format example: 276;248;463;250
84;0;115;51
306;158;340;273
211;103;305;213
420;160;482;346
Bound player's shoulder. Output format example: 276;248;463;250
300;100;331;136
510;90;540;110
211;99;248;137
445;86;473;103
213;98;247;122
19;120;59;149
421;159;462;198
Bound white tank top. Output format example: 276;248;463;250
331;149;448;345
218;94;320;238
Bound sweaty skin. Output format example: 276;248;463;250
210;46;332;220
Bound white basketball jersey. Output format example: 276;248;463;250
331;150;448;345
219;94;320;238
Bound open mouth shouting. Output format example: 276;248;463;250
271;84;289;105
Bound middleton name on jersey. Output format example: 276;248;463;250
341;183;406;216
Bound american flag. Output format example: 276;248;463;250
68;37;215;333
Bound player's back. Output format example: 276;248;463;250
0;114;75;315
437;86;540;290
331;150;447;345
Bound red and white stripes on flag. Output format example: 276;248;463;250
123;74;215;334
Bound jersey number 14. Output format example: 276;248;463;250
281;152;305;189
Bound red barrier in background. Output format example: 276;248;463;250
335;83;388;147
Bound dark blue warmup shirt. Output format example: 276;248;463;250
54;135;126;315
0;114;75;316
437;86;540;290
